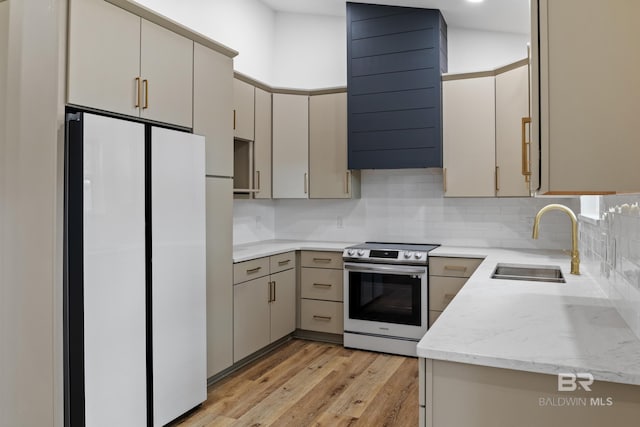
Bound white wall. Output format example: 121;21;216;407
447;28;529;74
134;0;276;82
234;169;579;250
271;12;346;89
233;199;276;244
1;0;66;425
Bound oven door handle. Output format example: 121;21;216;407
343;263;427;276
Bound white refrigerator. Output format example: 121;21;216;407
64;111;206;426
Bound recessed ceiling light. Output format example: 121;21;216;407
467;0;484;3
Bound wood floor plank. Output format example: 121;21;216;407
233;345;348;426
173;339;418;427
323;352;406;419
353;357;419;426
269;350;379;426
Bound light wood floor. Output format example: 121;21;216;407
175;339;418;427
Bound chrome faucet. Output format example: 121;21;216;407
532;204;580;275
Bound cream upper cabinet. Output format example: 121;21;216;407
272;93;309;199
68;0;141;118
233;78;255;141
532;0;640;194
68;0;193;128
309;92;358;199
254;87;272;199
495;63;530;197
139;20;193;128
193;43;233;177
443;76;496;197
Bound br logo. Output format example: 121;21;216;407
557;373;594;392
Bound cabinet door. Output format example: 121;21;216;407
68;0;140;117
442;76;496;197
233;79;255;141
140;19;193;128
205;177;233;377
194;43;234;177
233;276;270;362
496;64;530;197
272;93;309;198
254;87;272;198
309;93;351;199
534;0;640;193
269;269;296;342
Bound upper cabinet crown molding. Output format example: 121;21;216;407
532;0;640;194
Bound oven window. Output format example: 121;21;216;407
348;271;421;326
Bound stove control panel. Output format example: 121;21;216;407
343;248;428;265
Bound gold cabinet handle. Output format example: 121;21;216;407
313;257;332;263
313;283;332;288
278;259;290;266
143;79;149;109
304;173;308;194
495;166;500;192
313;315;332;321
521;117;532;181
267;281;273;303
443;168;447;193
246;266;262;274
444;265;467;272
255;170;261;192
272;280;276;302
233;109;237;130
135;77;141;108
345;171;350;194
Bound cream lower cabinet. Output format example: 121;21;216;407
309;92;359;199
428;257;482;326
233;252;296;362
532;0;640;194
299;251;344;334
420;359;640;427
272;93;309;199
68;0;193;128
442;76;496;197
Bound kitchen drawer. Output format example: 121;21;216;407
428;310;442;327
233;256;270;284
429;257;482;278
429;276;467;311
270;251;296;274
301;268;343;302
301;251;343;269
300;299;343;334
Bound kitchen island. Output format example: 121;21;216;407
418;247;640;427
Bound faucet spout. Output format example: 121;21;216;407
532;204;580;275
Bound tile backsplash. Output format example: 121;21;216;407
580;195;640;339
234;169;579;250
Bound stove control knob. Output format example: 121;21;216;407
357;249;365;257
347;249;355;256
414;252;424;259
404;251;413;259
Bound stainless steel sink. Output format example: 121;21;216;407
491;263;566;283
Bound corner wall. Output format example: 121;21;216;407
580;195;640;339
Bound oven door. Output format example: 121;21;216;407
343;262;428;340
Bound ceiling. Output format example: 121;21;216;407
260;0;530;34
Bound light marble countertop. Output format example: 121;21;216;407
233;239;357;263
419;246;640;386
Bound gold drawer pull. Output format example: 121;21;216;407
278;259;291;266
313;257;332;263
444;265;467;272
135;77;141;108
143;79;149;109
246;266;262;274
233;109;237;130
313;315;332;321
313;283;332;288
521;117;532;182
